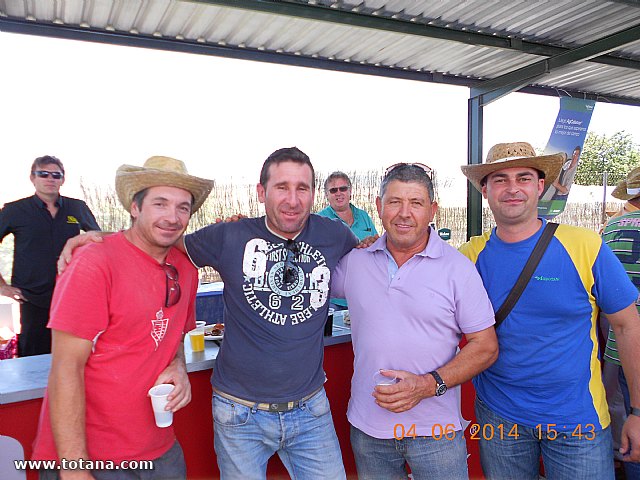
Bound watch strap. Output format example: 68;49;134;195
429;370;444;385
631;407;640;417
429;370;447;396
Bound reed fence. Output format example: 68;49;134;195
0;172;622;282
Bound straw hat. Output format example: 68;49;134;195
115;156;214;213
612;167;640;200
461;142;566;193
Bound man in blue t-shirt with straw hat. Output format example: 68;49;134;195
460;141;640;480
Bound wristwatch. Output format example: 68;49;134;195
429;370;447;397
631;407;640;417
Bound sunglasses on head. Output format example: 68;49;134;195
384;163;433;179
33;170;64;180
328;186;349;194
163;263;181;308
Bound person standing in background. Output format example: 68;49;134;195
317;171;377;240
0;155;100;356
317;171;377;309
602;168;640;480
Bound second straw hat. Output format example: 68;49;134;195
115;156;214;213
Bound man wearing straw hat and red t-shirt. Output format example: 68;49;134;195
459;142;640;479
32;156;213;480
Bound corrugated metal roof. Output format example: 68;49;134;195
1;0;640;104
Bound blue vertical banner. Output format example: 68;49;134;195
538;97;596;219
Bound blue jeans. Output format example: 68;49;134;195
349;424;468;480
619;367;640;480
475;397;614;480
212;388;346;480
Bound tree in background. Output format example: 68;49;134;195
575;131;640;186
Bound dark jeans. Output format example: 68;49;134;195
619;367;640;480
39;441;186;480
18;302;51;357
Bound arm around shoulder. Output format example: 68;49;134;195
57;231;110;274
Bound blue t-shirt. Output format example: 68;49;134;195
185;215;358;403
317;204;377;307
460;219;636;431
316;203;378;241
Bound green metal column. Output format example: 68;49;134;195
466;96;483;239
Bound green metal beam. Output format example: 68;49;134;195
3;17;640;108
193;0;640;71
466;96;484;239
608;0;640;7
472;23;640;103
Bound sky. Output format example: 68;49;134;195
2;31;640;208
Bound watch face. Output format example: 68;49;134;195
435;384;447;396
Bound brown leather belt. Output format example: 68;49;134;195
214;387;322;413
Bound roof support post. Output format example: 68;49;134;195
466;84;519;239
466;95;483;239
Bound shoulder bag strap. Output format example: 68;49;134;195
494;222;559;328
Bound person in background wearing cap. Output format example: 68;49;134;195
33;156;213;480
0;155;100;357
459;142;640;479
317;171;378;309
601;167;640;480
331;163;497;479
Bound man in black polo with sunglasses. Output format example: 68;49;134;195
0;155;100;356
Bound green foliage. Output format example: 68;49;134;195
575;131;640;186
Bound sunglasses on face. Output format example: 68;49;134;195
283;240;300;285
163;263;181;308
384;162;433;179
33;170;64;180
328;186;349;194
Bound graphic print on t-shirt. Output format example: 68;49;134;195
242;238;330;326
150;308;169;350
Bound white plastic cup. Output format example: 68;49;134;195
373;370;398;386
148;384;175;428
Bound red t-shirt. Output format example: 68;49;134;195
32;233;197;463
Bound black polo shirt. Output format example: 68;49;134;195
0;195;100;308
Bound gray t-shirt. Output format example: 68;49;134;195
185;214;358;402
